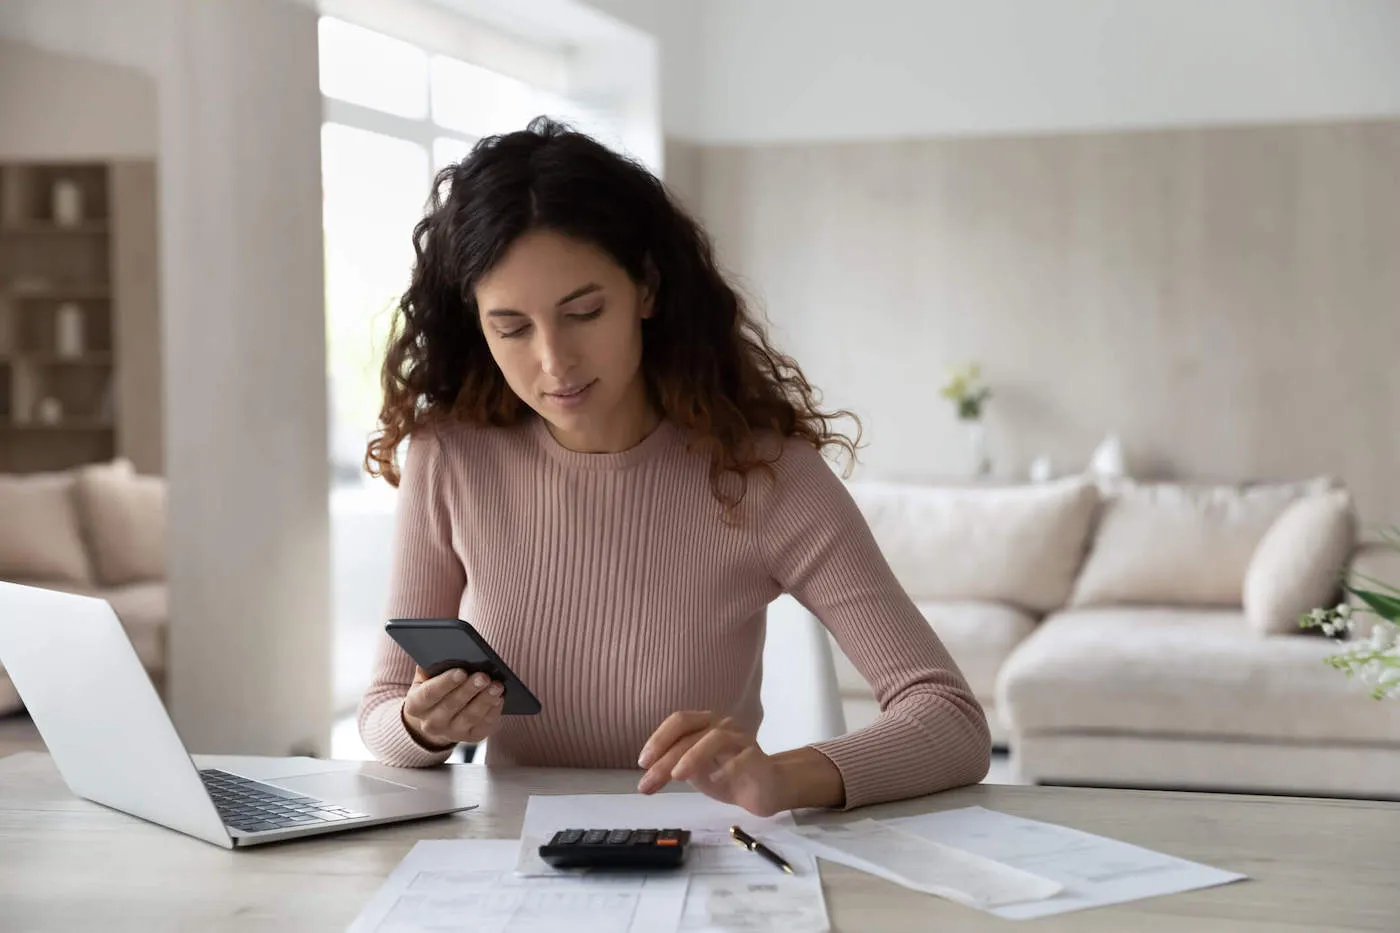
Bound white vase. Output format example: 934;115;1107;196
35;397;63;425
964;419;992;478
51;179;84;227
55;303;85;358
1089;433;1127;479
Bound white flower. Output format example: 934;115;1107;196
1370;623;1398;652
1335;604;1353;619
1309;608;1329;624
1378;668;1400;686
1321;623;1337;637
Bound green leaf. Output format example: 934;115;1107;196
1349;587;1400;622
1350;571;1400;598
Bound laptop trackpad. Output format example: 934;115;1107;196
268;771;417;802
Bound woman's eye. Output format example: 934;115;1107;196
498;325;529;339
569;306;603;322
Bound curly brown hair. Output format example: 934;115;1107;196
366;118;860;516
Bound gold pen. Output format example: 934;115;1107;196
729;824;795;874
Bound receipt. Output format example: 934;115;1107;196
778;819;1062;909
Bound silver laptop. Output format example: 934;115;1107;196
0;581;475;848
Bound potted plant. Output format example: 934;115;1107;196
1300;528;1400;700
939;363;992;477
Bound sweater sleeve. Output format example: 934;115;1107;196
755;441;991;809
357;429;467;767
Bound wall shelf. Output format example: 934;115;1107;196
0;421;114;432
0;159;157;474
0;352;114;366
0;223;109;236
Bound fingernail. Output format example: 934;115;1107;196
488;684;503;696
452;670;467;683
473;674;488;687
638;747;653;768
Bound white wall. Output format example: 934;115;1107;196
659;0;1400;143
695;121;1400;526
0;39;157;159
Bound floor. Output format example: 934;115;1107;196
1;711;1019;783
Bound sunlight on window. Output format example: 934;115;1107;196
319;17;429;119
321;123;430;482
430;56;552;137
433;136;476;173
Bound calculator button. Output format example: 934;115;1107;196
632;831;657;845
582;829;608;845
557;829;584;845
606;829;632;845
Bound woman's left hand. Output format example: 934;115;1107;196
636;710;787;817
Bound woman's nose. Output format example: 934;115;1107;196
537;331;577;378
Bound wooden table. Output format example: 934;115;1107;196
1;751;1396;931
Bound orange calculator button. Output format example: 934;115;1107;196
656;838;679;846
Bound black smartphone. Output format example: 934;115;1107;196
385;618;542;716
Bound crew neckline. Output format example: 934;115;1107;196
531;414;680;471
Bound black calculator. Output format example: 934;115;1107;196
538;828;691;870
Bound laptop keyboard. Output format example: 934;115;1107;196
199;768;370;833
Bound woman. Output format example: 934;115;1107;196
359;118;990;816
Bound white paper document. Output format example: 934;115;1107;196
681;873;828;933
512;794;828;932
777;819;1061;909
346;839;689;933
888;806;1248;919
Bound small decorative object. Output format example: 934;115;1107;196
35;397;63;425
1088;433;1127;479
939;362;993;477
51;178;84;227
1029;455;1054;483
55;303;85;358
1301;527;1400;700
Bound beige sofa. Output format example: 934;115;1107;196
0;460;167;713
829;475;1400;800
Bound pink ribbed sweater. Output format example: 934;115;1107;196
358;416;990;809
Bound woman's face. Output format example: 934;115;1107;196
474;229;654;448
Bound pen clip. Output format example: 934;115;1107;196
729;824;756;848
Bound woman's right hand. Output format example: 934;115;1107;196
401;667;505;749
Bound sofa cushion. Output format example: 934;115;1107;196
827;600;1036;704
1244;490;1357;635
997;607;1400;745
75;466;166;587
0;472;92;586
1070;478;1332;608
104;583;168;674
846;477;1098;613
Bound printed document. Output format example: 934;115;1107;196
887;806;1247;919
346;839;687;933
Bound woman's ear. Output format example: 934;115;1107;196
640;256;660;319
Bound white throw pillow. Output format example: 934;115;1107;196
1070;477;1333;608
75;463;166;586
0;471;91;585
845;477;1099;614
1244;490;1357;635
